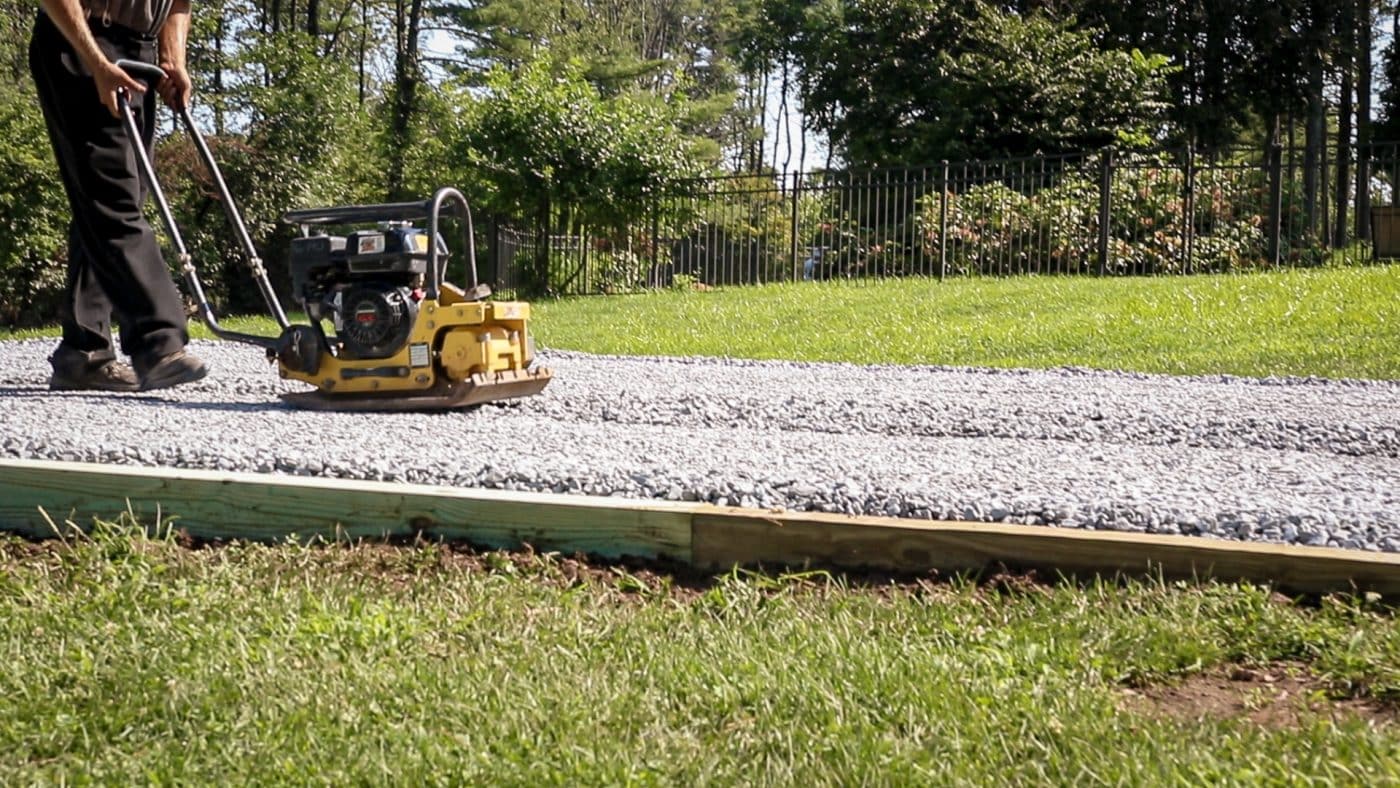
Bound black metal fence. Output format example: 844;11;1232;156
478;142;1399;296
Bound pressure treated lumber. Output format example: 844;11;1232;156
2;458;1399;595
690;513;1400;594
0;459;693;561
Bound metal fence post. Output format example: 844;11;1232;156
1097;148;1114;276
1267;143;1283;267
1182;144;1196;275
938;160;949;281
1357;141;1372;245
1321;131;1331;249
649;191;660;286
790;171;802;282
532;196;550;296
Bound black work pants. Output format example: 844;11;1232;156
29;13;187;367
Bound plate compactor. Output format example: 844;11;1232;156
115;59;552;411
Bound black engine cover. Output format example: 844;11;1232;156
337;284;418;359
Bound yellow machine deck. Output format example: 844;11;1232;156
277;286;552;412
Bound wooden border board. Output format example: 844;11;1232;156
0;458;693;561
2;458;1398;595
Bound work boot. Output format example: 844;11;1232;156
48;357;141;392
135;349;208;392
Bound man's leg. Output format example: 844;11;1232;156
57;224;115;362
48;226;142;391
29;16;204;391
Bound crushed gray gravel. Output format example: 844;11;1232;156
1;338;1397;552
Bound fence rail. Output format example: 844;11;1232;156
477;142;1400;297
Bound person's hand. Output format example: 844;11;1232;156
156;61;192;111
92;60;147;118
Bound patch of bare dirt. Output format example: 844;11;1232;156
1122;663;1397;730
4;530;1047;602
338;544;1072;604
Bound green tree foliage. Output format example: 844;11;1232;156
442;0;742;98
459;59;709;229
942;14;1172;154
753;0;1172;168
1053;0;1263;148
0;85;68;326
0;9;68;325
1039;0;1366;149
453;58;711;292
1375;9;1400;143
436;0;751;155
159;32;379;312
1;0;32;82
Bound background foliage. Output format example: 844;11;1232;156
0;81;67;326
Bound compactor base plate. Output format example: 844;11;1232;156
281;367;552;412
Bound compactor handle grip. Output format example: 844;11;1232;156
113;58;167;85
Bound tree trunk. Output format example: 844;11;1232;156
1303;58;1325;241
213;11;225;135
307;0;320;36
755;62;769;174
1333;0;1360;250
1201;1;1230;148
388;0;425;199
1334;55;1353;249
358;0;368;106
775;58;790;174
1357;0;1373;241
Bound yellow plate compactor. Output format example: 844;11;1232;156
115;59;551;411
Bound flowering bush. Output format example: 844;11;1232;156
915;152;1278;276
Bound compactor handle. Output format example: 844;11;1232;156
427;187;479;299
284;189;481;299
113;58;167;84
282;201;451;226
108;56;293;341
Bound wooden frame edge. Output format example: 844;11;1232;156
2;459;1397;595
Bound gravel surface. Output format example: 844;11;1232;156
2;338;1397;552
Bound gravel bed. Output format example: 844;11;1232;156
1;338;1397;552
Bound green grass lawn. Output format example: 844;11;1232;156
531;266;1400;379
4;266;1396;378
0;524;1396;784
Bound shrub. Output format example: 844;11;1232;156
594;248;648;293
914;151;1278;276
0;87;67;327
457;58;711;294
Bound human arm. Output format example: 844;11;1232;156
36;0;147;117
156;0;192;110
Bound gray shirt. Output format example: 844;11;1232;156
80;0;177;36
